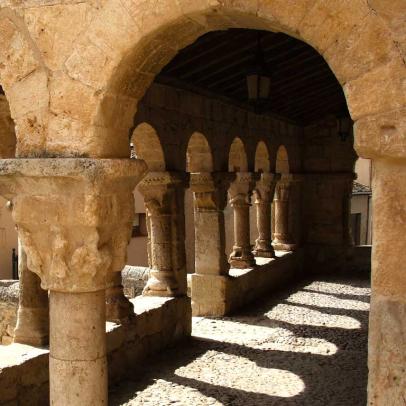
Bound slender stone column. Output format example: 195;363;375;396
13;239;49;346
139;172;187;297
106;201;136;323
190;172;230;276
0;158;147;406
229;173;256;269
273;174;299;251
253;173;280;258
106;272;133;323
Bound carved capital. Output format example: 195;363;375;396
0;159;147;292
190;172;232;212
139;171;186;213
253;172;280;204
228;172;256;201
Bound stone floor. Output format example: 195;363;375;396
110;273;370;406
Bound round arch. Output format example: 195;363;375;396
131;123;165;171
186;132;213;172
43;0;405;161
254;141;270;173
0;91;16;158
275;145;290;174
228;137;248;172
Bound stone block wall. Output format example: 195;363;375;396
135;83;303;173
0;296;191;405
0;281;18;345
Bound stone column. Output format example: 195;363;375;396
13;239;49;346
190;172;230;276
273;175;296;251
368;158;406;406
105;272;133;323
0;158;147;406
106;202;136;323
189;172;234;316
229;173;256;269
139;172;187;297
253;173;280;258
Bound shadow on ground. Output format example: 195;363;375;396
110;273;370;406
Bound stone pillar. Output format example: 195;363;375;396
139;172;187;297
190;172;230;276
229;173;256;269
106;202;136;323
368;158;406;406
13;239;49;346
273;175;295;251
253;173;280;258
0;158;147;406
190;172;234;316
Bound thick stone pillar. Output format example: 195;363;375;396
368;158;406;406
190;172;233;316
0;158;147;406
190;172;229;276
273;175;296;251
253;173;280;258
139;172;187;297
229;173;256;269
13;239;49;346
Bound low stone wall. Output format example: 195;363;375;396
0;281;18;345
0;296;191;405
191;250;304;316
0;268;150;346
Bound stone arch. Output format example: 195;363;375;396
254;141;270;173
228;137;248;172
0;90;16;158
275;145;290;175
52;0;405;162
186;132;213;173
131;123;165;171
0;9;49;157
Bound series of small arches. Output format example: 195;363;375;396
130;123;291;175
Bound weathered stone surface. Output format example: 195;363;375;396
0;158;147;293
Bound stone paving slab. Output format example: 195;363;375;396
110;273;370;406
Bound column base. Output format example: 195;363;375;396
253;247;275;258
229;256;256;269
272;242;297;252
142;270;179;297
191;274;233;316
13;307;49;346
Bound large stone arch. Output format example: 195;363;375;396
43;0;404;162
0;91;16;158
0;9;50;157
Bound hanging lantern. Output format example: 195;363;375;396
246;33;271;104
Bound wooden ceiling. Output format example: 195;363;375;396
156;29;348;125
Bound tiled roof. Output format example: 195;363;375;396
352;181;371;195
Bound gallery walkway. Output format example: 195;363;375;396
110;273;370;406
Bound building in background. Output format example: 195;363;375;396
351;158;372;245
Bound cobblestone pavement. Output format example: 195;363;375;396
110;273;370;406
